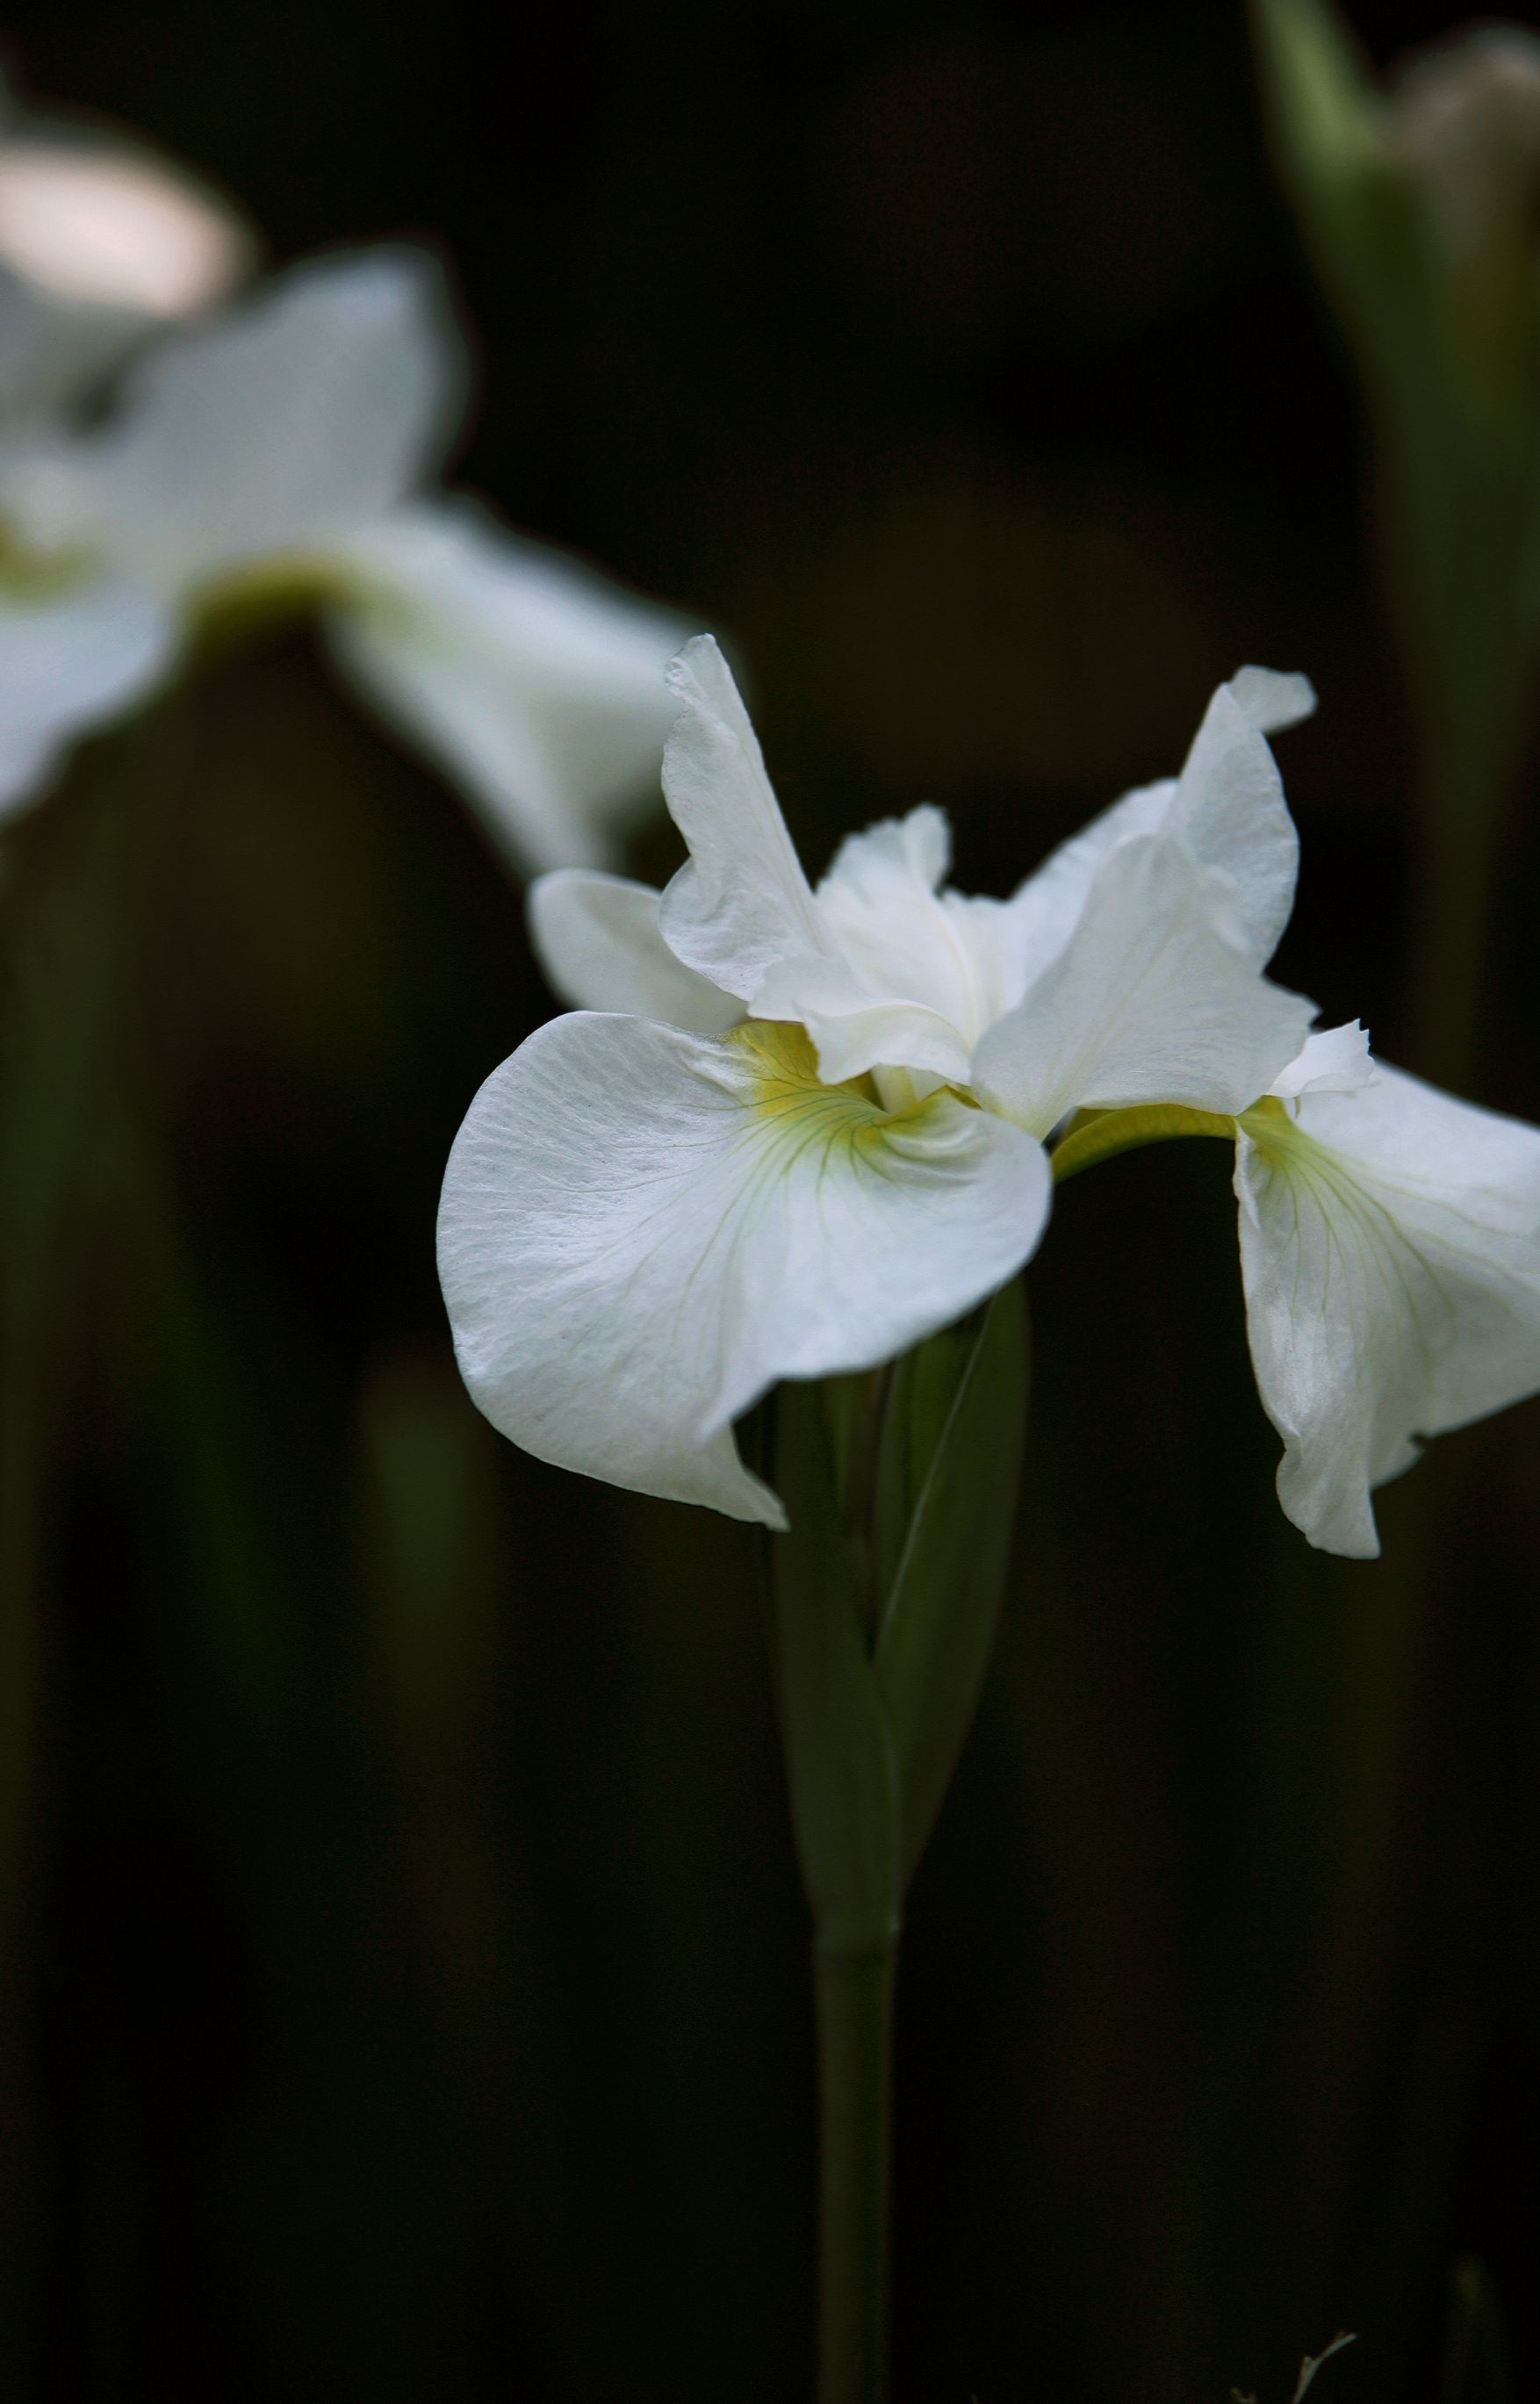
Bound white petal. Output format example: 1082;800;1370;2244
1271;1019;1377;1098
327;501;686;871
1000;666;1312;982
1235;1065;1540;1557
437;1013;1050;1522
752;805;983;1083
0;579;175;818
527;870;741;1030
1171;681;1299;966
80;250;461;586
810;807;981;1039
750;951;976;1086
1227;665;1316;735
0;262;146;423
997;778;1175;980
822;803;952;896
656;634;833;1002
971;832;1315;1138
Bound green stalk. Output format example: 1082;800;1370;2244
773;1291;1028;2402
814;1941;898;2404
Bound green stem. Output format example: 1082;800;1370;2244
814;1940;897;2404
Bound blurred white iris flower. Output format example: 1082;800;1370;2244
0;236;686;868
439;637;1540;1554
0;90;249;424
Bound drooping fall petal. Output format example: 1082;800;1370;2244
1235;1062;1540;1555
437;1012;1051;1523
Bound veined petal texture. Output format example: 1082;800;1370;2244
79;250;462;586
1235;1065;1540;1556
972;832;1314;1138
437;1013;1051;1524
327;501;686;872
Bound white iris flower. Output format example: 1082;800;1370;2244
438;638;1540;1555
0;97;249;425
0;249;686;867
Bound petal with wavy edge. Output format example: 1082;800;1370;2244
1271;1019;1377;1098
528;870;741;1030
79;250;463;587
657;634;833;1002
437;1014;1051;1523
0;579;175;818
1235;1064;1540;1557
327;500;685;872
971;832;1315;1138
752;806;1013;1084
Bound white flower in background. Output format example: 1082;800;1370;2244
437;637;1316;1528
440;638;1540;1554
0;247;687;868
0;88;248;424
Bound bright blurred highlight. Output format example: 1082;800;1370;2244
0;138;245;318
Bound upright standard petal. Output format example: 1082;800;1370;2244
1235;1067;1540;1557
0;579;175;817
437;1013;1050;1523
528;870;741;1030
1000;666;1314;979
972;832;1315;1138
327;502;686;872
752;808;982;1085
657;635;834;1003
1170;680;1302;967
1227;666;1316;736
79;250;463;586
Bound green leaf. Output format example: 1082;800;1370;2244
771;1378;902;1955
873;1279;1029;1884
770;1284;1030;1943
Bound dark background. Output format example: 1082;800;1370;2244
3;1;1539;2397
